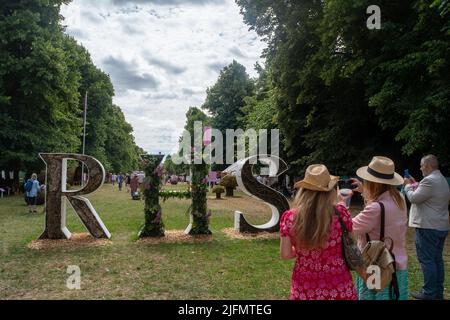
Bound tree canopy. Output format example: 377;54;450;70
235;0;450;176
0;0;142;176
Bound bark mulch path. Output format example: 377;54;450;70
222;227;279;240
136;230;214;244
27;233;112;250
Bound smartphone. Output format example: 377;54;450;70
338;179;356;190
404;169;410;178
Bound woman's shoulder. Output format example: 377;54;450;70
335;203;352;215
363;200;382;213
281;208;296;220
280;209;296;237
334;204;355;232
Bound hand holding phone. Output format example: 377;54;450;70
347;178;363;193
404;169;410;178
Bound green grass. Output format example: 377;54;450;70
0;183;448;299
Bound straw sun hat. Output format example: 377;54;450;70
294;164;339;192
356;156;403;186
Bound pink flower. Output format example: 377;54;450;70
330;289;338;298
152;210;162;224
154;165;163;177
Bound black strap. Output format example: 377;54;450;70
365;201;400;300
367;167;394;180
389;252;400;300
365;201;385;242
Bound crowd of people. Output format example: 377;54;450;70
280;155;449;300
108;172;142;198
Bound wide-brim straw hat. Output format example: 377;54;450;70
294;164;339;192
356;156;403;186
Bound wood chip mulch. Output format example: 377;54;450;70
222;228;279;240
137;230;214;244
27;233;111;250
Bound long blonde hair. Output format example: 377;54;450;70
292;188;337;249
363;181;405;210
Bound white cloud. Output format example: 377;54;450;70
61;0;266;155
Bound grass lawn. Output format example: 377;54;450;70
0;183;448;299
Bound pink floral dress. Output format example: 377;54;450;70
280;204;357;300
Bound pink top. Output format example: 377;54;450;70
352;191;408;270
280;204;357;300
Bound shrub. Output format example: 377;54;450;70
220;175;237;197
212;185;225;199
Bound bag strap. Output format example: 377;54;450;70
365;202;400;300
389;252;400;300
365;201;385;242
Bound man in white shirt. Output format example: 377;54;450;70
404;155;450;300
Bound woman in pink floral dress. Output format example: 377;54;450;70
280;164;357;300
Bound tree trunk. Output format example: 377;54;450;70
215;193;221;199
225;187;234;197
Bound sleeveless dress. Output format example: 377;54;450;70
280;204;357;300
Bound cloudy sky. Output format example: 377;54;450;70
60;0;266;155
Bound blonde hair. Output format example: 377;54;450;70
31;173;37;179
363;181;405;210
291;188;337;249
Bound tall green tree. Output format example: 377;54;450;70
164;154;188;176
202;60;254;131
237;0;384;175
0;0;143;182
0;0;81;176
236;0;450;175
104;105;140;173
202;61;254;169
241;65;278;131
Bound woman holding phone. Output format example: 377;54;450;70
347;156;408;300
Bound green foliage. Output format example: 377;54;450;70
0;0;142;176
241;67;278;131
0;0;82;172
159;189;191;202
139;155;165;237
236;0;450;175
211;185;225;194
163;154;188;176
183;107;212;235
202;60;254;131
220;174;237;197
104;105;140;173
190;159;211;235
183;106;211;148
220;175;237;189
202;61;254;170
